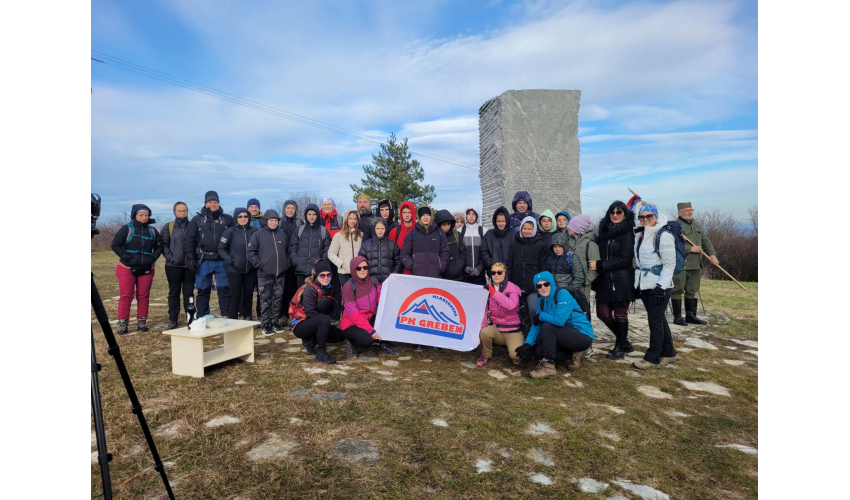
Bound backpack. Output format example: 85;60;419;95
350;276;380;296
122;223;156;255
298;223;329;241
168;221;175;236
653;221;687;275
556;287;591;322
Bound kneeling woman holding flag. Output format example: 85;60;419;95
341;256;400;360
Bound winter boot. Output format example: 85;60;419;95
379;342;399;357
606;321;633;359
166;317;178;330
347;341;359;360
314;348;336;364
303;337;317;355
567;351;584;371
685;298;707;325
671;299;687;326
137;317;149;332
529;359;558;379
117;319;129;335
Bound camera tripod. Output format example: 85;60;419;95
91;273;174;499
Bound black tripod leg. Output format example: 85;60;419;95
92;275;175;500
91;332;113;500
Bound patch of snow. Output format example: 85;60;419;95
529;448;554;466
475;458;493;474
431;419;449;428
600;432;621;442
528;473;553;485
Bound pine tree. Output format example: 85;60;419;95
350;133;436;210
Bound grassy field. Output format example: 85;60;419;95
91;250;758;499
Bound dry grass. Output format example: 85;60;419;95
91;250;758;499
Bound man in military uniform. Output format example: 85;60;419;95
672;202;718;326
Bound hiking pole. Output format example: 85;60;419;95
682;235;748;291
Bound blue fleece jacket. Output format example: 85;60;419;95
524;271;593;345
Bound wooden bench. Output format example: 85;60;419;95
163;319;260;378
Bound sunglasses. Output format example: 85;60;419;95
536;282;551;290
356;265;369;271
318;272;332;278
638;214;655;221
610;209;624;215
491;270;504;276
237;215;249;219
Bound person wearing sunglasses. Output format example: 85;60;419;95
505;216;549;334
476;263;524;367
247;210;291;336
590;201;636;360
218;207;259;322
340;256;399;359
514;271;594;378
289;260;343;364
357;218;402;283
632;205;679;369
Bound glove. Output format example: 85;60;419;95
515;343;533;360
464;266;474;275
488;284;496;296
652;284;666;305
533;313;541;326
187;259;198;273
471;268;480;277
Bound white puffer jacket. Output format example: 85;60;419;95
328;229;363;275
634;214;677;290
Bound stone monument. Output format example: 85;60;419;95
479;90;581;227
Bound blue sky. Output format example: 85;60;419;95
92;0;757;221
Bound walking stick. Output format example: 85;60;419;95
682;235;748;291
697;290;707;315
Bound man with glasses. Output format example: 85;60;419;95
672;202;718;326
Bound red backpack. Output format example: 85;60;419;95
288;282;337;324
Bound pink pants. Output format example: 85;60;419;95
115;264;156;320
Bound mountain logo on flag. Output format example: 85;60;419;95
396;287;467;339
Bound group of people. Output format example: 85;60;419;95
110;189;718;376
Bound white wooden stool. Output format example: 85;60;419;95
163;319;259;378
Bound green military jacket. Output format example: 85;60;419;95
678;217;715;270
573;229;600;287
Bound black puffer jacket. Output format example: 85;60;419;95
482;206;514;271
400;207;448;278
593;208;636;303
358;233;402;283
111;204;162;268
301;280;340;318
281;200;303;240
289;203;331;276
218;208;257;274
247;211;290;278
359;209;376;242
505;230;548;294
184;206;234;262
435;209;467;281
377;199;398;235
161;216;190;267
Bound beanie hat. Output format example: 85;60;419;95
322;196;336;209
640;204;659;217
263;209;281;220
205;191;220;204
677;202;692;210
314;260;333;276
567;214;591;235
247;198;261;210
417;206;431;219
357;194;371;204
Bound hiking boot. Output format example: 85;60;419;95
476;356;490;367
273;323;285;334
262;326;274;336
166;320;178;330
582;346;594;359
685;298;707;325
314;349;336;364
632;359;660;370
660;355;680;367
529;360;557;379
671;299;687;326
117;319;129;335
347;341;359;360
567;351;583;372
303;337;317;355
379;342;399;357
137;317;149;332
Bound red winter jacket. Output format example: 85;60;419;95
388;201;417;275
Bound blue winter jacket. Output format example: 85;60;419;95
524;271;593;345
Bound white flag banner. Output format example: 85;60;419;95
374;273;488;351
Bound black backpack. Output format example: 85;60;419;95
557;287;591;322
